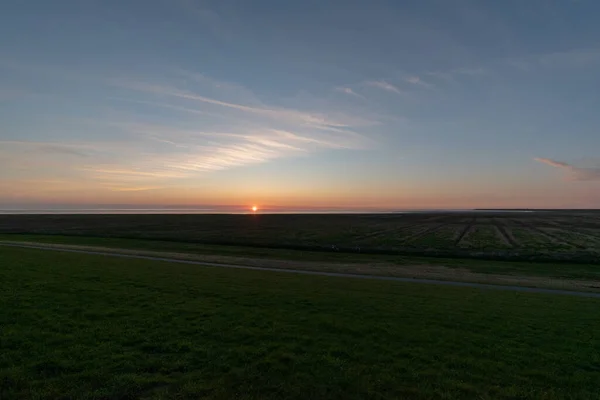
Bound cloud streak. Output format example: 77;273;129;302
334;86;364;98
109;123;370;174
110;79;375;131
1;57;379;196
406;76;433;88
365;80;402;95
0;141;100;157
85;71;376;186
535;158;600;181
534;48;600;69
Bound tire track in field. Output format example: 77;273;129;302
545;224;600;244
355;217;460;244
572;229;600;242
527;218;600;241
353;224;421;241
493;219;518;247
402;223;449;244
512;220;584;249
560;217;600;230
545;228;600;248
454;217;476;247
352;217;446;241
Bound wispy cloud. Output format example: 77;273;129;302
453;67;487;76
108;123;370;174
365;80;402;95
406;76;434;88
82;168;189;180
174;68;265;106
425;66;489;85
0;141;95;157
535;158;600;181
108;186;164;192
110;78;373;130
499;48;600;73
2;61;378;194
0;116;371;190
535;48;600;69
334;86;364;98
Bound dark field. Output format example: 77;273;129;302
5;234;600;285
2;246;600;400
2;211;600;263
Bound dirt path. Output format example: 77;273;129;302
2;241;600;298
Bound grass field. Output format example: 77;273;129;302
1;212;600;263
2;246;600;399
3;234;600;285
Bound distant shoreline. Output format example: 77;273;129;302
0;208;597;215
0;209;549;215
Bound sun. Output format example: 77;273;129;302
252;205;258;212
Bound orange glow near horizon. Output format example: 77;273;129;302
252;205;258;212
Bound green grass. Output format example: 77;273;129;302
2;212;599;264
458;225;512;250
3;233;600;281
2;246;600;399
404;226;460;249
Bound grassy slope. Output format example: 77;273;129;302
2;213;600;265
2;233;600;280
1;247;600;399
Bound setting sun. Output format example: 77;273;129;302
252;206;258;212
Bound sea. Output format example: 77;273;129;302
0;208;535;215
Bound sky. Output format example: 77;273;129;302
1;0;600;211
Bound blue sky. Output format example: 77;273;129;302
1;0;600;210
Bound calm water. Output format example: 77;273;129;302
0;208;535;215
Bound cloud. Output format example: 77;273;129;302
500;48;600;73
110;123;370;174
535;158;600;181
537;48;600;68
406;76;433;88
118;121;369;151
534;158;570;168
434;47;600;83
365;80;402;95
38;144;91;157
108;186;163;192
334;86;364;98
453;67;487;76
174;68;265;106
425;66;489;85
82;168;189;180
12;115;372;189
110;79;374;131
0;141;93;157
2;64;378;193
422;47;600;88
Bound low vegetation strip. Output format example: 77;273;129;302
453;217;476;246
458;224;512;249
493;220;518;247
510;220;581;250
3;237;600;292
2;246;600;400
2;213;600;263
405;225;462;249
